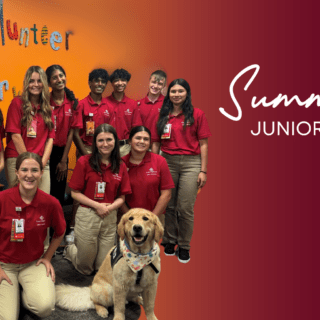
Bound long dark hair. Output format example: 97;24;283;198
89;124;120;174
129;126;151;141
157;78;194;136
0;108;3;126
46;65;78;110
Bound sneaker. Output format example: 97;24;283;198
164;243;176;256
177;248;190;263
63;245;69;258
65;232;74;245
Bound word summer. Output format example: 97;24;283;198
219;64;320;121
251;121;320;136
0;0;73;50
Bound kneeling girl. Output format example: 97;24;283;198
65;124;131;275
0;152;66;320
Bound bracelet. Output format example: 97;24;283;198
200;171;207;174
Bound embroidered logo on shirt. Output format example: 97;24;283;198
36;215;46;226
104;110;110;116
65;109;72;117
181;120;191;126
124;109;132;116
146;167;158;176
113;173;122;181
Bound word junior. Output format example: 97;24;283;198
251;121;320;136
0;0;72;50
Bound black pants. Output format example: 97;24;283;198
50;145;68;206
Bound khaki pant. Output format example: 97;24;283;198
65;206;117;275
162;153;201;250
0;260;55;320
76;144;92;160
120;144;131;158
159;213;165;228
5;157;50;194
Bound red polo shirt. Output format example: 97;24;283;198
137;94;164;140
51;93;74;147
122;151;174;212
71;94;113;146
69;155;131;205
0;186;66;264
107;94;142;140
5;97;55;158
153;108;211;155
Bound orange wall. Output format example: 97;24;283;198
0;1;215;319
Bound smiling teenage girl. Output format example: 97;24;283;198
46;65;78;205
64;124;131;275
0;152;66;319
5;66;55;193
153;79;211;263
121;126;174;226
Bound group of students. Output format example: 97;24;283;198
0;65;211;319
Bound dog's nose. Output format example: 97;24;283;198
133;225;142;233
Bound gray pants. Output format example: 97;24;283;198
162;153;201;250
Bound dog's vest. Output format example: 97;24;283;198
110;242;159;285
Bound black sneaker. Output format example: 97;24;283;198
164;243;176;256
178;248;190;263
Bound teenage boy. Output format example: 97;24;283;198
137;70;167;143
107;68;142;157
72;68;111;156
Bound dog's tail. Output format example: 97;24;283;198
55;284;95;311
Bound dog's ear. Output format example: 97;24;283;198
153;214;164;243
118;213;127;240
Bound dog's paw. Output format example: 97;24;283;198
95;304;109;318
131;295;143;306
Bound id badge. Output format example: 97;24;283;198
94;182;106;199
27;119;37;138
54;115;57;131
161;124;172;139
86;120;95;136
10;219;25;242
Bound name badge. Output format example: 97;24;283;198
27;119;37;138
11;219;25;242
94;182;106;199
86;120;95;136
161;124;172;139
89;113;94;117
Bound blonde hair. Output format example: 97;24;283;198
21;66;53;130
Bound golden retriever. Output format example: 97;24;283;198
55;208;164;320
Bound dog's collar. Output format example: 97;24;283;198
123;239;155;256
121;240;159;273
